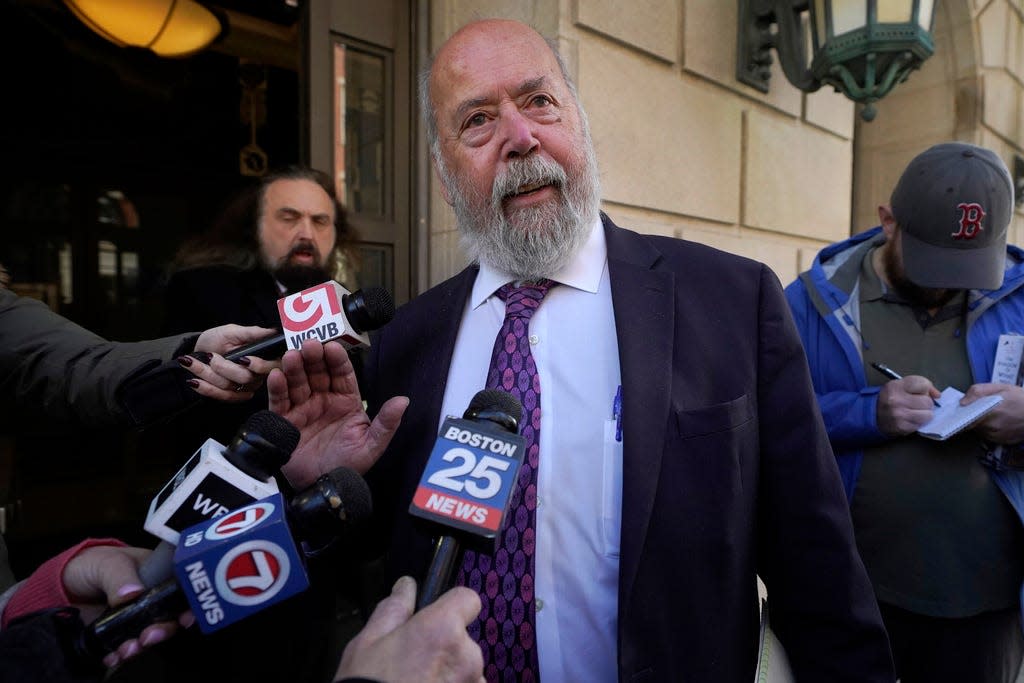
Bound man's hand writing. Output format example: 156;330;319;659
876;375;942;436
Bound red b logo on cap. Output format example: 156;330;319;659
952;202;985;240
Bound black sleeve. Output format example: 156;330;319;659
115;335;204;427
0;608;105;683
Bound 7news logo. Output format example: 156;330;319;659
175;494;309;633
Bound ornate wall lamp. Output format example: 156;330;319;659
737;0;936;121
64;0;225;58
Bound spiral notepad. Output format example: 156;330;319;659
917;387;1003;441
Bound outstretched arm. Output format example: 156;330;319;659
268;339;408;489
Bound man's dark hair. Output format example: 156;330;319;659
168;166;357;276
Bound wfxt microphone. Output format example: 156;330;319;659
75;467;372;657
225;281;395;362
410;389;524;609
139;410;299;587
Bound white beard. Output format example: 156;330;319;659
442;133;601;281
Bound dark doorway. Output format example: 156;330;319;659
0;0;303;573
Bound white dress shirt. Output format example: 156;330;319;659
440;216;622;682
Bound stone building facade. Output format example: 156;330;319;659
417;0;1024;290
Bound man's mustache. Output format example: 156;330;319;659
491;156;567;205
286;241;322;262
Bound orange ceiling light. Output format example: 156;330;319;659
64;0;225;58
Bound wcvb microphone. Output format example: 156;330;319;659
138;409;299;587
76;466;373;658
409;389;524;609
225;281;395;361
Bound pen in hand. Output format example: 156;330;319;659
871;362;942;407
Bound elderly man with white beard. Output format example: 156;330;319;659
266;18;896;683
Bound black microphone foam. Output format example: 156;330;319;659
344;286;396;333
222;410;300;480
288;466;373;548
464;389;522;432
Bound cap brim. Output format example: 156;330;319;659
901;229;1004;290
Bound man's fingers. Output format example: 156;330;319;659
963;382;1004;402
281;346;315;405
323;341;359;393
423;586;482;627
367;396;409;453
267;367;288;413
357;576;417;644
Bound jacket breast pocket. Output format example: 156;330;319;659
674;393;755;440
668;393;757;535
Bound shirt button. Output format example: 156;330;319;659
529;334;539;345
536;598;544;611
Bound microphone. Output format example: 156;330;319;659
224;282;395;361
75;467;372;658
138;410;300;587
409;389;524;609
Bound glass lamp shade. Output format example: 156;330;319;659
64;0;223;58
807;0;935;120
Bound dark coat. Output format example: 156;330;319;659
362;213;895;683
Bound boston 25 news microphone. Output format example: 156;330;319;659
410;389;524;610
75;466;372;658
138;410;300;587
225;281;395;362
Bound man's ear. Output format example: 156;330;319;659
878;203;897;239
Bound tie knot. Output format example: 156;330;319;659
498;279;556;320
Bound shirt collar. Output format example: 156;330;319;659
471;215;606;309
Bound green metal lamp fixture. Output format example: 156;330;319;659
737;0;936;121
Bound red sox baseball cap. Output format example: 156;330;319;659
891;142;1013;291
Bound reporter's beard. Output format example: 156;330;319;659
273;262;333;294
444;139;600;281
882;244;958;309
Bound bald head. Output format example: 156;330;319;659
418;19;581;161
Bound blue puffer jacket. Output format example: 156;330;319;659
784;226;1024;628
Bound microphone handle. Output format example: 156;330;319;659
224;332;287;362
76;578;186;660
417;535;462;610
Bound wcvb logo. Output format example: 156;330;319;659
278;283;341;332
214;539;292;606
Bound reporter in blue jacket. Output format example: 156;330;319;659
785;141;1024;683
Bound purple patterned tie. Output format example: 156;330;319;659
457;279;556;683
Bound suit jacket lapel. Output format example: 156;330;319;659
414;266;478;433
604;214;675;606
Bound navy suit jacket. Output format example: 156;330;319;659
363;214;894;682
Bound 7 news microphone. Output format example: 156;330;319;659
73;465;373;661
137;409;300;588
224;281;395;361
409;389;524;609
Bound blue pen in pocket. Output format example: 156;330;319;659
613;385;623;442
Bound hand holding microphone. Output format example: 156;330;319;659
336;576;484;683
73;466;373;662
